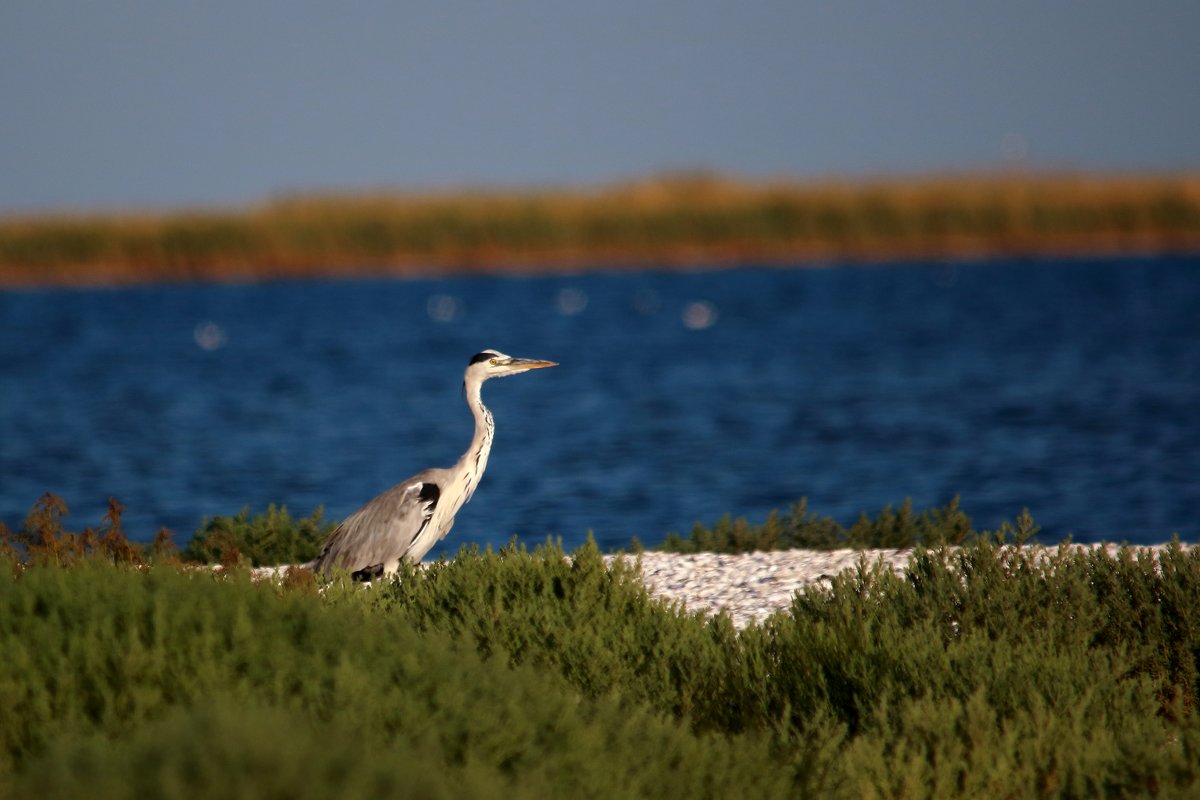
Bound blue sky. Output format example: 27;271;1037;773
2;1;1198;213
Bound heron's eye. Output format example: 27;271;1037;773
489;359;499;365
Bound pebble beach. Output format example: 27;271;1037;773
604;548;913;629
606;543;1186;629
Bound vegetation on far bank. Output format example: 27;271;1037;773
658;496;1015;553
3;492;1038;570
2;171;1199;287
2;493;1200;798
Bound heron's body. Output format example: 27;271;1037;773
311;350;555;580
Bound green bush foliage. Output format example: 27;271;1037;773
183;504;334;566
661;496;981;553
0;554;785;799
0;495;332;568
3;495;1200;797
367;537;1200;797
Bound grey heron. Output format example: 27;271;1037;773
310;349;557;580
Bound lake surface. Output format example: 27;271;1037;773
2;256;1198;553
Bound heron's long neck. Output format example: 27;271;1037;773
454;379;494;508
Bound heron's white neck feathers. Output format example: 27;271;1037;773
455;377;495;508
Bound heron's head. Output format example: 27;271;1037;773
466;349;558;382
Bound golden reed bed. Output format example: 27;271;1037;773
2;171;1198;287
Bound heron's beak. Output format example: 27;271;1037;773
503;357;558;372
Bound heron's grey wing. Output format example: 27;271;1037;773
313;477;441;576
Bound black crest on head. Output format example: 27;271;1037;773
469;351;499;365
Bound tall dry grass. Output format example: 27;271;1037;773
2;171;1198;286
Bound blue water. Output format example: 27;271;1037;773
2;256;1198;553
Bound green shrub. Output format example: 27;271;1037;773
4;496;1200;798
761;542;1200;797
0;495;337;568
365;538;1200;797
183;504;334;566
661;496;977;553
0;554;787;799
366;538;739;723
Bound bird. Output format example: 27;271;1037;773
309;349;557;580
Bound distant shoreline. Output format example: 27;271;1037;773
2;171;1198;288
